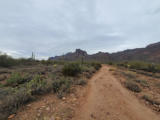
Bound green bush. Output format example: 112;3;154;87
91;62;102;70
108;62;113;65
155;82;160;89
18;58;38;66
122;72;136;79
134;79;149;87
124;81;142;93
76;79;87;85
52;78;72;98
0;54;17;67
0;83;4;88
147;64;157;73
6;73;28;86
62;63;82;76
117;61;160;73
41;60;54;66
27;75;46;95
0;88;32;120
142;95;160;105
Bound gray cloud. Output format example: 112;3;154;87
0;0;160;59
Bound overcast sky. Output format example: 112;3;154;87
0;0;160;59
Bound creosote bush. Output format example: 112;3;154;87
117;61;160;73
124;81;142;93
142;95;160;105
27;75;46;95
134;79;149;87
0;88;33;120
52;77;72;98
6;73;28;86
0;54;17;67
91;62;102;70
62;63;82;76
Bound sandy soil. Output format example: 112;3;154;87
72;65;159;120
13;65;160;120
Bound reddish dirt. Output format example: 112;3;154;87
72;65;160;120
13;65;160;120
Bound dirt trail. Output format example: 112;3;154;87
73;65;159;120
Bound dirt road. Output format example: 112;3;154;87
73;65;159;120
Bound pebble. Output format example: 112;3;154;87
27;104;31;107
73;98;77;101
62;97;66;100
46;107;50;111
55;117;61;120
8;114;15;119
42;105;46;108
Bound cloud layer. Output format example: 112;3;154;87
0;0;160;59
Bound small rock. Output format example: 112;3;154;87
38;109;42;113
27;104;31;107
55;117;61;120
154;104;159;108
41;105;46;108
62;97;66;100
73;98;77;101
46;107;50;111
37;113;41;117
8;114;15;119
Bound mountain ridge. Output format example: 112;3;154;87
49;42;160;63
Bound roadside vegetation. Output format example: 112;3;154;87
108;61;160;73
111;63;160;113
0;54;102;120
124;80;142;93
142;95;160;106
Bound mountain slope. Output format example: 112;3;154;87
49;42;160;63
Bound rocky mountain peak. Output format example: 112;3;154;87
75;49;87;56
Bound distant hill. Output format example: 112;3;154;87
49;42;160;63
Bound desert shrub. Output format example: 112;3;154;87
0;54;40;68
0;83;4;88
0;54;17;67
134;79;149;87
62;63;82;76
52;77;72;98
118;61;160;73
124;81;141;93
117;61;129;68
91;62;102;70
0;88;32;120
41;60;54;66
27;75;46;95
76;79;87;85
109;68;115;71
81;65;90;72
18;58;38;66
6;73;29;86
122;72;136;79
52;78;72;93
142;95;160;105
108;62;113;65
125;61;148;71
84;72;92;79
146;64;157;73
155;82;160;89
